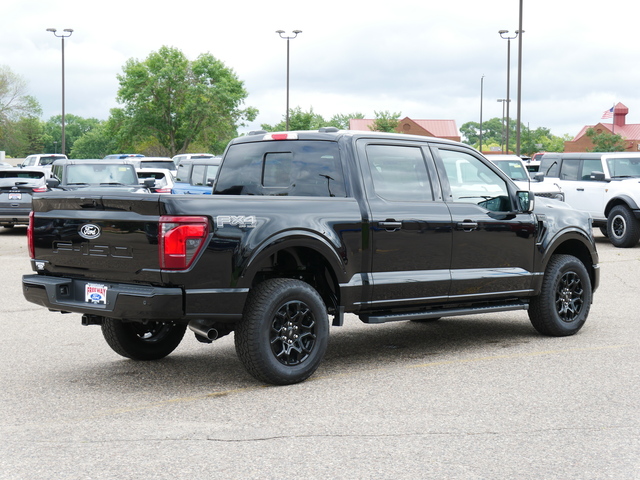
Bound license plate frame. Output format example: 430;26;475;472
8;193;22;200
85;283;107;304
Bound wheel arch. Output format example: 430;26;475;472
239;231;348;315
539;231;599;293
604;195;639;217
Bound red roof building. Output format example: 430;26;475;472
565;102;640;152
349;117;460;142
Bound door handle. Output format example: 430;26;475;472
577;188;584;191
457;221;478;231
379;220;402;231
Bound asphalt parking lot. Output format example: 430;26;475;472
1;227;638;479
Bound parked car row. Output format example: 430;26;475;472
0;154;224;228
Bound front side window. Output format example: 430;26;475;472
438;149;510;211
365;144;433;202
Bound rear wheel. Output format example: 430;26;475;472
101;319;186;360
235;278;329;385
607;205;640;248
528;254;592;336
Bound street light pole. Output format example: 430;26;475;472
276;29;302;131
497;99;509;153
516;0;524;155
479;75;485;154
499;29;518;154
46;28;73;156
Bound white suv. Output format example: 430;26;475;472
536;152;640;247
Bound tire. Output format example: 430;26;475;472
101;319;186;360
607;205;640;248
528;254;592;337
234;278;329;385
598;225;608;238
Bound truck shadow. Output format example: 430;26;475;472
77;314;547;393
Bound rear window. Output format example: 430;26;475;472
0;171;45;179
214;141;346;197
140;161;175;170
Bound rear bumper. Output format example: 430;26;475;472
22;274;184;320
0;213;30;225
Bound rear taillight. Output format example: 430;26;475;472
158;216;209;270
32;186;47;193
27;211;35;258
154;187;172;194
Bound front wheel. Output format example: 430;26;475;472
101;319;186;360
607;205;640;248
235;278;329;385
528;254;592;336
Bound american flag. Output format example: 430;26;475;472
602;107;614;119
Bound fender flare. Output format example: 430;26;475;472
238;230;348;288
604;195;640;217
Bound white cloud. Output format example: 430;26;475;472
2;0;639;141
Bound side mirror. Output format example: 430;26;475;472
590;171;606;181
46;178;60;189
143;178;156;188
517;191;534;213
533;172;545;182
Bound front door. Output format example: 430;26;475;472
432;146;537;299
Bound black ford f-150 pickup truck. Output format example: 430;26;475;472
23;129;599;385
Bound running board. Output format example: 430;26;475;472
359;301;529;324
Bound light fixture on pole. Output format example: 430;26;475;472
276;29;302;131
46;28;73;156
499;29;518;154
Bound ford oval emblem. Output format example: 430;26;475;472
79;224;101;240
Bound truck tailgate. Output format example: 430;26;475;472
30;193;165;284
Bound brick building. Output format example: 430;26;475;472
564;102;640;152
349;117;460;142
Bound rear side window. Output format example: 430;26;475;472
539;156;560;177
214;141;346;197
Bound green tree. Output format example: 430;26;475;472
70;123;116;159
585;127;627;152
369;110;401;132
261;107;326;132
114;46;256;157
43;114;102;156
0;66;41;130
328;112;364;130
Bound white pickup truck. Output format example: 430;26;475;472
535;152;640;247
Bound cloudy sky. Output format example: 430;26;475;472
2;0;637;140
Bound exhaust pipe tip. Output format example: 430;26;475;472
188;321;219;341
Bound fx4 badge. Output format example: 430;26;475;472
79;224;101;239
216;215;257;228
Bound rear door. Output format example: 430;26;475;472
431;146;537;299
357;139;452;308
557;158;606;219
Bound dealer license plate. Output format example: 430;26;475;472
8;193;22;200
85;283;107;304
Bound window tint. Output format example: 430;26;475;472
582;159;603;180
438;149;510;211
214;141;346;197
559;159;580;181
539;156;560;177
365;145;433;201
175;163;191;182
